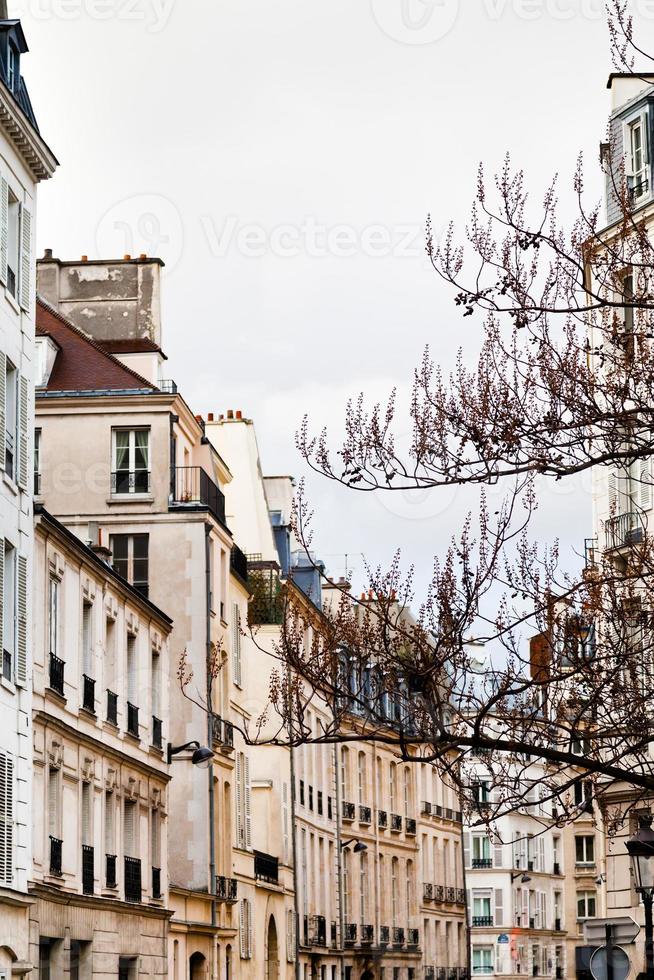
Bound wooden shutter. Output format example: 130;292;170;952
0;542;5;673
286;908;296;962
624;121;635;176
247;899;253;958
0;751;13;885
0;351;7;474
538;837;546;872
608;469;618;512
19;205;31;313
81;783;91;845
232;602;241;687
235;752;243;848
0;178;8;287
104;791;114;852
641;461;652;512
239;900;246;957
463;831;470;868
282;781;289;864
513;888;520;925
17;375;27;490
16;553;26;686
124;801;136;858
244;754;252;850
521;888;529;925
240;899;251;959
494;887;504;927
539;891;547;929
494;840;503;869
47;768;58;836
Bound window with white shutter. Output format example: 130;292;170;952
104;791;114;854
81;782;91;846
47;767;59;837
15;553;26;686
494;888;504;927
232;602;242;687
240;898;252;958
17;374;27;490
82;602;93;678
124;800;137;858
0;750;13;885
2;541;14;683
282;782;289;864
244;754;251;851
235;752;244;848
286;908;296;962
0;178;8;287
18;204;31;313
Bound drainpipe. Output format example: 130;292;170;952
205;525;217;952
334;741;346;980
460;812;471;980
290;737;302;980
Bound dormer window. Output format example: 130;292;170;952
7;188;18;298
7;44;16;93
625;111;650;203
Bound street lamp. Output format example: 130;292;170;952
167;740;214;768
511;872;531;883
341;838;368;853
626;814;654;980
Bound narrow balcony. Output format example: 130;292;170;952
106;853;117;889
170;466;226;526
344;923;357;947
254;851;279;885
378;809;388;829
472;916;493;927
126;702;139;738
423;882;434;901
124;856;142;903
82;844;94;895
359;805;372;825
408;928;420;947
379;926;390;946
434;885;444;902
342;801;355;822
361;924;374;945
106;690;118;726
425;969;435;980
390;813;402;832
421;801;432;816
49;653;65;696
211;713;234;754
456;888;466;905
111;469;151;496
157;379;178;394
152;715;162;750
215;875;238;902
472;858;492;869
152;865;162;899
49;836;62;876
310;914;327;946
392;927;405;947
605;511;644;551
82;674;95;713
445;887;456;903
406;817;417;835
230;543;248;583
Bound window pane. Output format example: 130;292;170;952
134;430;149;469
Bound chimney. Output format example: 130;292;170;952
227;410;234;420
207;412;214;422
235;410;242;420
0;3;8;20
88;523;113;566
43;248;53;260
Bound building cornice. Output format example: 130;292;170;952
0;82;57;181
28;880;173;919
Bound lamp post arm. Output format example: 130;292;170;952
167;740;200;764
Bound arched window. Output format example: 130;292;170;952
406;858;414;918
359;850;368;924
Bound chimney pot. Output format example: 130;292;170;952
195;414;203;423
123;254;131;261
43;248;53;260
219;414;224;421
139;253;147;260
81;255;88;262
207;412;214;422
227;410;234;420
235;410;242;420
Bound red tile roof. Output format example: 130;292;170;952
97;338;166;358
36;299;157;393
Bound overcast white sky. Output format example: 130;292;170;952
15;0;640;595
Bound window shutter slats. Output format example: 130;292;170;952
244;754;252;851
0;178;8;287
286;908;296;962
19;205;31;313
17;375;27;490
0;751;13;885
463;831;470;868
232;602;241;687
16;553;26;685
641;462;652;512
235;752;243;848
494;887;504;926
47;768;58;836
493;841;503;869
0;352;7;475
624;121;635;176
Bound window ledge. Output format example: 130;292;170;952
2;472;18;496
45;687;66;706
107;494;154;505
4;288;20;314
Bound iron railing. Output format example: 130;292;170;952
106;690;118;725
157;379;178;394
605;511;644;550
359;805;372;824
310;914;327;946
424;882;434;901
379;926;390;945
215;875;238;902
378;809;388;829
361;924;374;945
230;544;248;583
390;813;402;832
456;888;466;905
152;866;162;898
49;653;65;695
406;818;417;835
408;928;420;947
49;836;62;876
472;858;492;869
152;716;162;749
170;466;226;525
344;923;357;946
106;853;117;888
434;885;444;902
82;674;95;713
82;844;94;894
342;801;355;821
445;887;456;903
472;916;493;927
421;801;432;815
111;470;150;495
124;856;141;902
254;851;279;884
393;927;405;946
127;702;139;737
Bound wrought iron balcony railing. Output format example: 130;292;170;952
106;690;118;726
423;882;434;901
392;927;405;946
361;924;374;945
378;809;388;829
434;885;444;902
215;875;238;902
406;818;417;835
82;674;95;713
127;702;139;737
124;856;141;903
344;923;357;946
605;511;644;551
456;888;466;905
49;653;65;695
408;928;419;947
359;805;372;824
111;470;150;496
105;853;117;888
82;844;94;894
170;466;226;526
390;813;402;832
445;887;456;902
472;858;492;869
152;716;162;750
379;925;390;945
310;914;327;946
342;801;355;821
421;801;432;815
254;850;279;885
472;916;493;927
230;543;248;583
49;835;62;876
157;379;178;394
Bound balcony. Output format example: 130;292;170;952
342;801;355;822
170;466;226;526
82;844;94;895
392;927;405;947
361;924;374;945
406;818;417;835
379;926;390;946
82;675;95;713
424;882;434;902
456;888;466;905
248;562;283;625
49;836;62;876
152;716;163;750
106;690;118;726
359;805;372;824
421;801;432;816
254;851;279;885
215;875;238;902
408;928;419;947
157;379;178;394
378;809;388;829
434;885;444;902
124;856;141;903
230;544;248;584
127;702;139;737
49;653;65;696
152;866;162;899
553;862;561;875
445;887;456;903
111;469;150;496
437;970;447;980
433;804;443;817
605;511;644;551
310;914;327;946
105;853;117;889
472;916;493;927
472;858;492;869
211;714;235;753
344;923;357;946
425;970;435;980
390;813;402;832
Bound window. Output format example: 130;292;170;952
6;190;18;298
472;947;494;975
110;534;149;597
574;781;593;812
391;857;399;925
7;44;16;91
360;851;368;923
473;780;490;804
235;751;251;850
112;429;150;494
126;634;137;706
240;898;253;958
343;846;350;921
4;359;15;477
151;808;161;889
81;782;91;846
472;891;492;924
2;540;14;681
577;891;596;920
357;752;366;806
575;836;595;866
104;790;115;856
231;602;242;687
49;578;59;656
34;427;41;495
82;602;93;680
123;800;137;858
472;835;492;867
627;113;650;201
47;766;60;838
0;750;13;885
